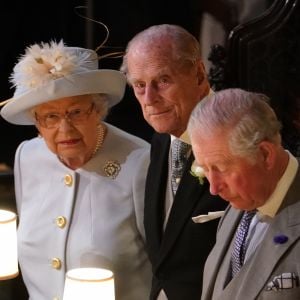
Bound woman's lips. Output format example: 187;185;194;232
58;138;81;146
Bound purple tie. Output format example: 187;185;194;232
231;210;256;277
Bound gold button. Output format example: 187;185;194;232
64;174;73;186
51;258;62;270
56;216;67;228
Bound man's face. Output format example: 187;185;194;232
191;130;272;210
126;44;209;137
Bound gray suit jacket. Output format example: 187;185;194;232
202;160;300;300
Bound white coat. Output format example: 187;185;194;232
14;123;152;300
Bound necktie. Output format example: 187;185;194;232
231;210;256;277
171;139;191;194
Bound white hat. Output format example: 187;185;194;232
0;40;126;125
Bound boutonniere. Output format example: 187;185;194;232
190;161;205;185
273;234;289;244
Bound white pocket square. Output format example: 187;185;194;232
266;272;299;291
192;211;225;223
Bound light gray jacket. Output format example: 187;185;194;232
14;123;152;300
201;160;300;300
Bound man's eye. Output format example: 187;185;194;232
134;82;145;89
160;78;169;84
158;77;171;88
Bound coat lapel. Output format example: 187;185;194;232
221;202;300;299
217;168;300;299
201;207;242;300
144;134;170;259
157;153;211;263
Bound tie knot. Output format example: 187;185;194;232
242;210;256;223
171;139;190;162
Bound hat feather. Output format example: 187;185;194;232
10;40;92;91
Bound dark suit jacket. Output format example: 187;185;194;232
144;133;228;300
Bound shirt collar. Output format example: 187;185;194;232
257;151;298;218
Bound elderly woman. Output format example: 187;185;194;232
0;41;151;300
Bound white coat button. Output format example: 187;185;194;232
64;174;73;186
56;216;67;228
51;258;62;270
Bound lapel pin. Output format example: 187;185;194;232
273;234;288;244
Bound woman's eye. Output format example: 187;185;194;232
69;109;82;116
45;113;60;120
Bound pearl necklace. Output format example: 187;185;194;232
92;123;106;158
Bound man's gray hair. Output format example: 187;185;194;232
120;24;202;76
188;88;282;158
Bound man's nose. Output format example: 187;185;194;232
207;172;224;195
144;85;158;105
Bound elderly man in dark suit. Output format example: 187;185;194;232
188;88;300;300
121;24;227;300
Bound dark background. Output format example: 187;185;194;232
0;0;272;167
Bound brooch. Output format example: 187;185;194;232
273;234;289;244
104;160;121;179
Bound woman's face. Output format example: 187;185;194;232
34;95;102;168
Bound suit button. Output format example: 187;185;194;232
51;258;62;270
64;174;73;186
55;216;67;228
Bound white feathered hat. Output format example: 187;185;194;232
0;40;126;125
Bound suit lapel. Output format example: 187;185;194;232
158;153;210;263
218;169;300;299
201;207;242;300
221;202;300;299
144;134;170;259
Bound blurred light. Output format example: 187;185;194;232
63;267;115;300
0;209;18;280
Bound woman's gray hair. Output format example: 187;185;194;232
92;93;109;120
188;88;282;159
120;24;202;76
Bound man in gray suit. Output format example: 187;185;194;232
188;88;300;300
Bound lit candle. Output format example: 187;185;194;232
0;209;18;280
63;267;115;300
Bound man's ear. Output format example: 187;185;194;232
195;60;206;85
258;141;276;170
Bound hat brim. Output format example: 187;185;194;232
1;69;126;125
